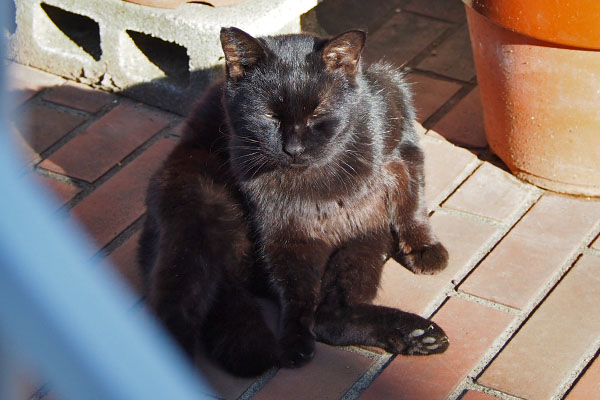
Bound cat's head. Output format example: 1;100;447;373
219;27;366;179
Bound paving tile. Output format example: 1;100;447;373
195;354;258;400
461;390;499;400
479;253;600;399
406;72;462;123
30;173;82;208
566;355;600;399
417;24;475;81
443;162;538;222
431;86;487;148
255;344;374;400
40;101;172;182
108;230;144;295
375;210;500;315
363;12;451;66
421;135;480;210
361;298;515;400
7;63;65;106
459;194;600;310
42;81;117;113
403;0;466;23
10;123;41;167
70;139;176;256
13;103;87;155
309;0;408;36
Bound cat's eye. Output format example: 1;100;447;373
264;112;278;120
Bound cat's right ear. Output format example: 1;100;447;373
220;27;267;80
322;30;366;77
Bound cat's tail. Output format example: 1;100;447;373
201;282;279;377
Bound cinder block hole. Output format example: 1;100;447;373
41;3;101;61
127;30;190;88
7;0;17;35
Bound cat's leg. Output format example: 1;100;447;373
388;143;449;274
314;233;449;355
142;146;253;360
263;238;332;368
316;304;449;355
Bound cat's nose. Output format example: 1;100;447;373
283;136;305;159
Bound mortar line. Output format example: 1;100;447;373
555;340;600;399
560;347;600;399
409;65;476;85
237;367;280;400
421;84;476;129
456;381;525;400
339;353;393;400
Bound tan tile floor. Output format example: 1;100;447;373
7;0;600;399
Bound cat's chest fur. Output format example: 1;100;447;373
241;161;400;245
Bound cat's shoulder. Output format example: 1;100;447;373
363;62;411;94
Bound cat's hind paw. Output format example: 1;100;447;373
396;241;449;275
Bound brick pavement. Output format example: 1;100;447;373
7;0;600;399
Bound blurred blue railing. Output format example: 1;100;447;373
0;7;212;400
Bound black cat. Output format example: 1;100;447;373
138;27;450;377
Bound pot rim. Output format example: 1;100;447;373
463;0;600;50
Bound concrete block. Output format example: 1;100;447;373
7;0;318;114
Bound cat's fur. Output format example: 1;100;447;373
138;27;450;377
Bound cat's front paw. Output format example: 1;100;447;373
278;331;316;368
386;315;449;355
400;241;449;275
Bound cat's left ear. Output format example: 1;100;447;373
220;27;267;80
322;30;366;77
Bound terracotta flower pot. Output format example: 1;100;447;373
464;1;600;196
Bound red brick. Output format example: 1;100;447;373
361;298;514;400
30;173;81;208
375;210;499;315
363;12;451;66
310;0;404;38
461;390;499;400
479;253;600;399
406;72;462;123
42;81;117;113
443;162;538;222
567;356;600;399
459;194;600;310
13;103;86;155
255;344;374;400
417;25;476;81
108;230;143;294
403;0;466;23
431;86;487;148
70;139;176;256
421;135;479;210
40;101;173;182
7;63;64;106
